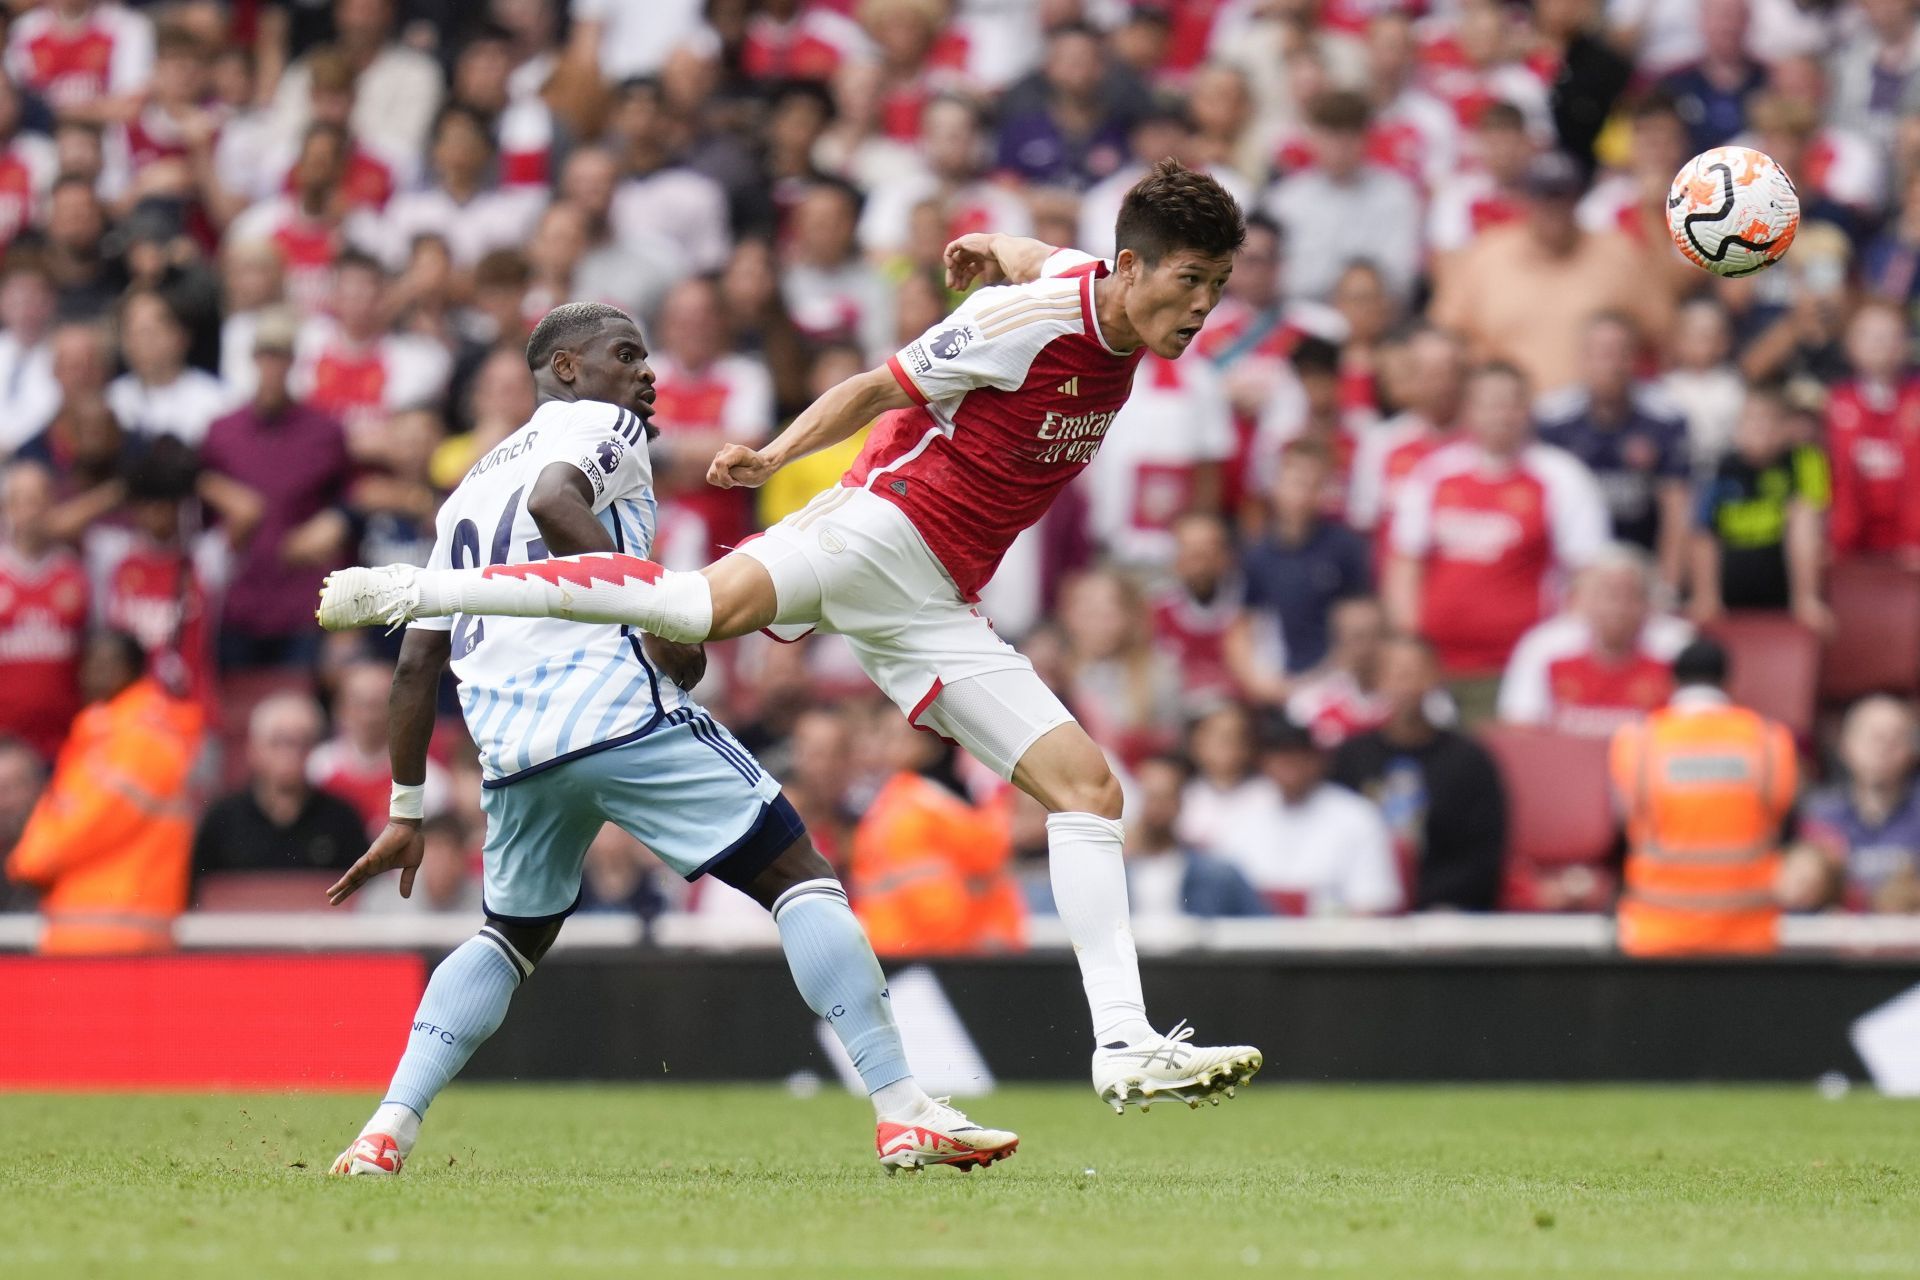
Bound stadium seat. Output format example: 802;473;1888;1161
1702;613;1820;741
1479;724;1616;911
1820;560;1920;704
193;871;341;912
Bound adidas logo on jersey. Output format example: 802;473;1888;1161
1056;376;1080;396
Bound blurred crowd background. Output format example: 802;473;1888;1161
6;0;1920;953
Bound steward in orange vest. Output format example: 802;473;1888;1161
1609;639;1795;956
849;725;1023;956
6;632;205;953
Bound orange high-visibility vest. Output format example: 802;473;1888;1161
6;678;205;954
1609;694;1795;956
849;772;1024;956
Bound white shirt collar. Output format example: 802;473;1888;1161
1670;685;1730;711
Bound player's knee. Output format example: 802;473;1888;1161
1056;766;1124;820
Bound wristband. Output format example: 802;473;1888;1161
390;781;425;821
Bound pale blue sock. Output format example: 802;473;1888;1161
383;928;526;1119
772;879;916;1103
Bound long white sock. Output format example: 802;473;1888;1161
411;554;714;643
1047;812;1154;1046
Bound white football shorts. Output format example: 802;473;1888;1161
735;486;1074;778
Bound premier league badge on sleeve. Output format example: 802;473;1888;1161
596;439;625;474
930;327;974;360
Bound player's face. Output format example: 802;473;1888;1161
569;320;658;420
1126;249;1234;359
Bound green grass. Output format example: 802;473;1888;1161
0;1086;1914;1279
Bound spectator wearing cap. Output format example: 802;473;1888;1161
1432;150;1673;397
269;0;443;168
1802;696;1920;913
1237;715;1402;916
200;308;351;670
1261;89;1421;302
1690;381;1833;637
1536;312;1693;593
192;690;367;882
1497;544;1693;738
1331;634;1507;912
1123;755;1268;924
0;254;61;455
1657;0;1767;153
994;23;1134;190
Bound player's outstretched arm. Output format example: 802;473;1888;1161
708;366;915;490
327;626;449;905
944;232;1055;290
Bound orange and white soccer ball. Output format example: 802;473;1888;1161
1667;146;1800;277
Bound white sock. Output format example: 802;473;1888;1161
362;1101;423;1157
870;1077;936;1124
413;555;714;643
1047;812;1154;1046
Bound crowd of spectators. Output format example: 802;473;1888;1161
5;0;1920;947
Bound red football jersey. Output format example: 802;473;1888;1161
0;546;88;758
98;539;214;710
1826;378;1920;556
1498;612;1691;737
1392;442;1610;674
6;3;152;113
852;251;1145;598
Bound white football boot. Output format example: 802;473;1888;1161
1091;1021;1263;1114
329;1132;405;1176
317;564;421;632
875;1098;1019;1173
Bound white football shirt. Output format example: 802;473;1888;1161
412;398;690;784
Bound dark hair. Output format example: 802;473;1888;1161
474;248;530;290
1256;711;1319;755
334;247;385;278
1672;638;1729;689
1469;358;1530;393
1244;211;1283;244
1630;87;1684;123
1114;158;1246;266
1306;89;1372;133
525;301;634;372
1290;335;1341;378
432;102;495;151
122;435;199;502
804;174;865;218
88;628;148;683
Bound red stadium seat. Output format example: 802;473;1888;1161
1702;614;1820;741
1479;724;1616;911
1820;560;1920;703
193;871;340;912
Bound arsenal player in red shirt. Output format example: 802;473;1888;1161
323;161;1264;1112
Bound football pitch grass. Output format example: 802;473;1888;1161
1;1085;1914;1279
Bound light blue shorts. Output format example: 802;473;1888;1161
479;707;791;923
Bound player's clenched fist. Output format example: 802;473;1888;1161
708;443;776;489
327;820;424;905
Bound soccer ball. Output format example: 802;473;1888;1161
1666;146;1800;278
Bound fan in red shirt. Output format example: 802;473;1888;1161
0;460;88;759
1386;361;1610;677
325;161;1265;1106
4;0;153;124
1827;302;1920;560
1347;326;1464;558
1496;544;1693;737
